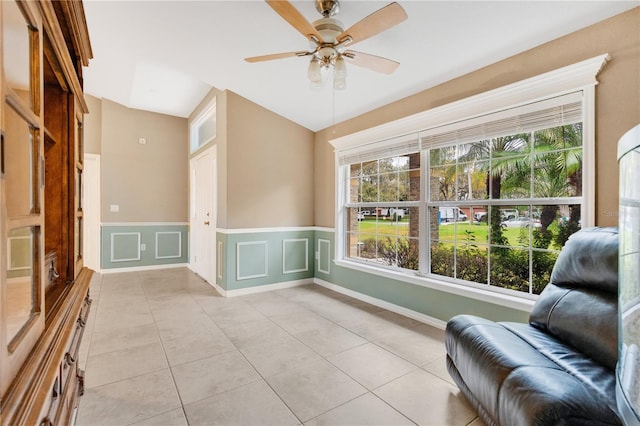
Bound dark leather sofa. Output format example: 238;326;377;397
445;227;621;426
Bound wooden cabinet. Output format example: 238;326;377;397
0;1;93;424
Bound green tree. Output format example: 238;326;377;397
533;125;582;240
460;135;530;246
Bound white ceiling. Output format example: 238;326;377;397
82;1;638;132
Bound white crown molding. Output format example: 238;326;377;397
330;53;610;152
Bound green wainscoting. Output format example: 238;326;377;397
214;227;528;324
216;228;315;293
101;224;189;270
312;229;530;325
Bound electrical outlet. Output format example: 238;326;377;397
140;243;146;251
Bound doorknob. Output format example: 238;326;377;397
204;221;210;226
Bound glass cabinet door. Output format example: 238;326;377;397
2;0;43;358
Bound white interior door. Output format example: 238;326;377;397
190;147;216;285
83;154;101;271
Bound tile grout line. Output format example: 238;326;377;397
135;270;192;425
197;290;306;425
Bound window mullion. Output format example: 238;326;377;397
420;149;428;274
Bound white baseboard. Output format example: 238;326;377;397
100;263;189;274
224;278;314;297
313;278;447;330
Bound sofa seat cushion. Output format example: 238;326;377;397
446;315;621;425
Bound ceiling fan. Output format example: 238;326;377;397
245;0;408;90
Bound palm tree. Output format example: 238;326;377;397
532;125;583;244
496;124;582;243
459;134;529;245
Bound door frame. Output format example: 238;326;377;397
83;153;101;272
189;145;217;287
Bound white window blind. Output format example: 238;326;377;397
421;92;582;148
338;133;420;166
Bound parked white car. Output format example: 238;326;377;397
500;209;519;220
500;217;541;228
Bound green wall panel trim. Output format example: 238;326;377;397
101;224;189;269
312;229;529;324
216;232;228;287
216;229;314;291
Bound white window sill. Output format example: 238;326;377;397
333;258;536;313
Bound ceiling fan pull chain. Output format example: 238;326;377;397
332;84;337;135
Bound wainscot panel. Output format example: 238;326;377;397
216;228;315;292
101;223;189;270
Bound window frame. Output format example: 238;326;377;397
331;54;609;310
344;152;422;270
190;97;216;154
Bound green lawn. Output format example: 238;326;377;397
356;219;551;247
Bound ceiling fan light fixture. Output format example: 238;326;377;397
333;56;346;90
307;58;323;88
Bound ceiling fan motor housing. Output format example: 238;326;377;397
313;17;343;43
312;17;344;65
315;0;339;17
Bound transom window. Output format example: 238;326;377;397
190;98;216;153
332;55;608;301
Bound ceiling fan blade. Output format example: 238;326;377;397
343;50;400;74
337;2;407;46
266;0;324;43
245;51;310;63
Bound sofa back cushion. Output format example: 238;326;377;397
529;227;618;369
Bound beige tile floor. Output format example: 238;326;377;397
76;268;484;426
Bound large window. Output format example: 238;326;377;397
333;56;608;301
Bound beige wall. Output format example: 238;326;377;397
314;7;640;228
84;95;102;155
188;88;314;229
224;90;314;228
99;99;189;222
84;8;638;229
